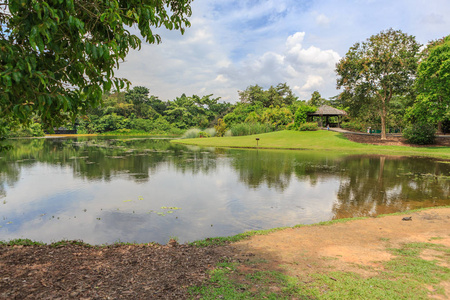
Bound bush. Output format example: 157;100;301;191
298;122;318;131
341;121;364;132
286;122;296;130
403;123;436;145
198;131;210;138
130;118;154;132
94;113;130;132
9;123;45;137
204;128;216;137
182;128;201;139
230;122;274;136
214;118;227;137
294;105;316;128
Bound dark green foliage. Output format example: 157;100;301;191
294;105;316;128
308;91;326;107
341;121;365;132
94;113;130;132
403;123;436;145
10;123;45;137
336;28;421;139
1;0;192;130
238;83;297;108
409;35;450;132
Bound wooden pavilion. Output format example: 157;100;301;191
307;105;347;128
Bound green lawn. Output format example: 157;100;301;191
173;130;450;159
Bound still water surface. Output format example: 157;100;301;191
1;137;449;244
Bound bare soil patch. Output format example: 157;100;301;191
231;208;450;297
344;133;450;147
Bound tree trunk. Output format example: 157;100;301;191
437;121;443;134
380;103;387;140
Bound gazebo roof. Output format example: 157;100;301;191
308;105;347;116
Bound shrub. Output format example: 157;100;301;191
341;121;364;132
298;122;318;131
403;123;436;145
94;113;130;132
182;128;201;139
130;118;154;132
230;122;274;136
286;122;296;130
9;123;45;137
204;128;216;137
294;105;316;128
198;131;210;138
214;118;227;137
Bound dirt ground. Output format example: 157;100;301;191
344;133;450;147
0;241;238;299
1;209;449;299
232;208;450;275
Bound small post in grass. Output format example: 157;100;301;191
256;138;260;148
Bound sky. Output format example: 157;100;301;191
114;0;450;103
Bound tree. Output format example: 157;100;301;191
412;35;450;133
125;86;150;105
307;91;326;107
1;0;192;130
238;83;297;108
336;29;421;140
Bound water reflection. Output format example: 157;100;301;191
0;137;449;244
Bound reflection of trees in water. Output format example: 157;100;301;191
2;139;450;215
0;138;220;194
332;156;450;219
0;161;20;199
229;150;294;191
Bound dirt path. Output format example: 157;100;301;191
231;208;450;297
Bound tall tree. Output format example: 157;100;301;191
0;0;192;130
238;83;297;108
336;29;421;140
412;35;450;133
308;91;326;107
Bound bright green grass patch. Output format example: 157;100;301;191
173;130;450;159
191;241;450;299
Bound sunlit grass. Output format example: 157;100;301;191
173;130;450;159
191;241;450;300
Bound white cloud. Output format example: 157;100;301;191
300;75;324;92
113;0;450;103
218;32;341;99
316;14;330;27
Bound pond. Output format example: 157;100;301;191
1;137;449;245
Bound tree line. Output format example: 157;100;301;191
1;0;449;144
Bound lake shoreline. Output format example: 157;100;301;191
1;206;449;298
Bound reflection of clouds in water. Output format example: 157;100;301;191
2;139;450;244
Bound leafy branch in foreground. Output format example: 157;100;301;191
0;0;192;129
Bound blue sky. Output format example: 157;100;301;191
114;0;450;103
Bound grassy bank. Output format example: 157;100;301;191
190;206;450;299
173;130;450;159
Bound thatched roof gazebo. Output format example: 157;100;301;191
307;105;347;128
